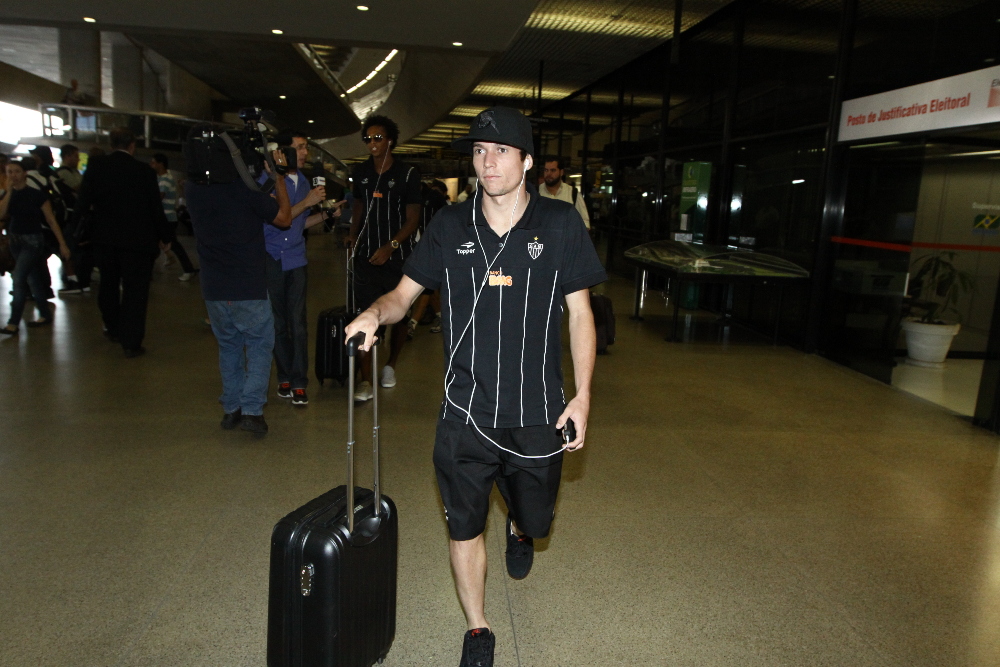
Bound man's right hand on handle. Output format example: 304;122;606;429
345;310;379;352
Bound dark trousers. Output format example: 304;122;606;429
169;237;196;274
94;244;155;350
74;243;95;288
265;257;309;388
167;223;195;274
63;222;94;288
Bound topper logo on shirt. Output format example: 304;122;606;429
489;270;512;287
361;177;369;185
456;241;476;255
528;237;543;260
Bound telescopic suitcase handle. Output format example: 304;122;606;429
346;332;381;535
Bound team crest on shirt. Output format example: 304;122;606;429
528;237;543;260
388;179;396;189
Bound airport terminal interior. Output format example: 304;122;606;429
4;1;1000;665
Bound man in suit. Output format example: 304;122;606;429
74;127;172;357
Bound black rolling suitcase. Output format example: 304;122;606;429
268;334;398;667
591;292;616;354
316;250;355;386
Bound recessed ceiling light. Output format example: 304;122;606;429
357;5;369;10
453;42;463;46
279;95;286;99
340;94;346;98
272;29;283;35
83;17;96;23
308;120;314;123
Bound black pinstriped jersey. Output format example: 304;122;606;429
351;157;422;262
404;182;607;432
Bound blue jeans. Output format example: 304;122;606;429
8;234;53;326
205;299;275;416
265;257;309;389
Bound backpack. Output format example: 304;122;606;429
27;168;75;226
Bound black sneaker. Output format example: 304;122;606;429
291;388;308;406
221;408;242;430
240;414;268;435
277;382;292;399
505;514;534;580
460;628;495;667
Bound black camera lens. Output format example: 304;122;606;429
238;107;262;121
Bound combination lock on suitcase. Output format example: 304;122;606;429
268;334;398;667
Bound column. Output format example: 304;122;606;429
58;28;101;102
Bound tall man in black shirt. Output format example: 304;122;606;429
345;114;422;401
345;107;606;667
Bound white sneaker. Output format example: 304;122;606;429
406;318;417;340
178;272;194;282
380;365;396;388
354;380;374;402
430;315;442;334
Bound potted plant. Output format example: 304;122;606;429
900;251;974;368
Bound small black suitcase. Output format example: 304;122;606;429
591;292;616;354
315;307;353;386
316;250;355;386
268;334;398;667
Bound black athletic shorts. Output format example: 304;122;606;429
353;257;404;337
433;417;564;541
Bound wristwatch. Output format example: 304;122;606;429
390;240;400;249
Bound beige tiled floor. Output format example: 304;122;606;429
893;358;984;417
3;235;1000;666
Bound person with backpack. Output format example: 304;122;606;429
25;146;83;295
539;155;590;229
55;145;95;294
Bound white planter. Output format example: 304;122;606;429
901;318;960;368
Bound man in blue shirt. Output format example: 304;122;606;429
265;130;329;406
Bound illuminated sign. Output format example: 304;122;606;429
839;65;1000;142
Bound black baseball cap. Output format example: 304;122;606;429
451;107;534;157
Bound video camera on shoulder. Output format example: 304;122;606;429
182;106;296;192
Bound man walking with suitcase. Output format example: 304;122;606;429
346;107;606;666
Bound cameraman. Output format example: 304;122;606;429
185;148;292;436
263;130;335;407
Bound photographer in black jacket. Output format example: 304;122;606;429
185;143;293;435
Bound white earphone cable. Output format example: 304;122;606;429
348;147;393;298
441;162;566;460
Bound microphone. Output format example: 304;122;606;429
311;160;326;190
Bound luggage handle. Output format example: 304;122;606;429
346;332;381;535
345;247;354;315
